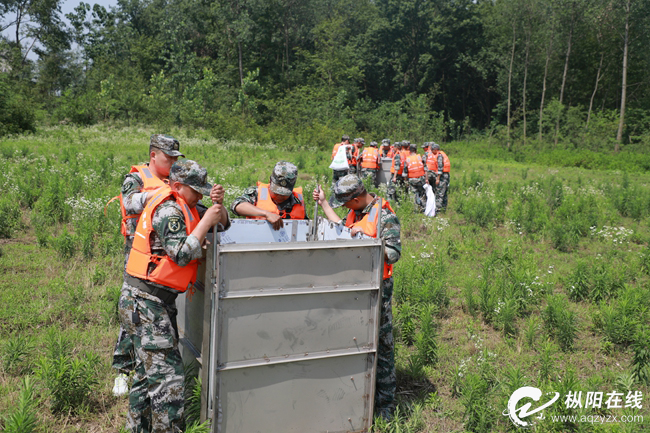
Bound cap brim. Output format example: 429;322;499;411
328;195;345;209
163;150;185;157
189;182;213;196
269;182;293;196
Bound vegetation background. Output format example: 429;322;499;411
1;0;650;431
0;126;649;432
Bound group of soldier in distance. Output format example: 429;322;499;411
110;133;451;432
332;134;451;213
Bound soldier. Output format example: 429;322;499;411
360;140;381;186
388;141;409;202
231;161;307;230
312;175;401;421
120;160;230;432
110;134;186;395
331;135;351;186
402;143;428;212
431;142;451;212
348;138;364;175
380;139;392;158
421;142;437;187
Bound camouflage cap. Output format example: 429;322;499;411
394;141;401;147
329;174;366;209
342;134;350;142
421;142;430;148
269;161;298;196
431;142;441;150
381;138;391;146
169;159;213;196
370;141;378;147
409;142;417;151
355;138;365;144
151;134;185;157
402;140;410;147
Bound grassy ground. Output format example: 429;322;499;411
0;125;649;432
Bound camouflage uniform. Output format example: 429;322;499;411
330;176;401;420
432;144;450;211
360;141;380;187
231;161;307;218
121;160;229;433
113;135;185;376
402;149;427;212
348;138;364;176
388;149;407;203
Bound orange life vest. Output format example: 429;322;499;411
361;147;380;169
406;154;426;178
387;148;396;158
126;186;200;293
390;150;408;175
348;147;360;166
425;151;438;171
439;150;451;172
345;199;395;280
248;182;306;220
105;165;167;238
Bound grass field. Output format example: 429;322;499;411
1;125;649;432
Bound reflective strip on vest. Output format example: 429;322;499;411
141;167;153;179
248;182;306;220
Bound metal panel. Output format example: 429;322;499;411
218;219;311;244
218;290;377;365
377;158;392;185
212;239;382;433
217;240;382;296
218;354;374;433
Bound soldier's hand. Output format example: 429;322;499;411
266;212;284;230
210;184;225;204
350;226;364;237
203;204;223;226
312;185;325;205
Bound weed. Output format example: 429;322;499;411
395;302;417;346
92;267;107;286
543;294;577;351
415;304;437;366
538;341;557;382
371;403;426;433
462;283;478;316
523;316;539;348
35;351;100;413
0;194;21;238
2;376;38;433
2;334;34;375
631;326;650;384
462;373;495;432
52;227;76;260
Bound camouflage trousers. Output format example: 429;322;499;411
361;168;378;187
387;176;406;203
375;277;396;419
435;172;450;211
117;281;185;433
426;171;436;187
113;241;136;374
332;169;350;190
348;165;359;175
408;177;427;212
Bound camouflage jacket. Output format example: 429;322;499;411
347;194;401;265
121;169;150;238
231;186;307;219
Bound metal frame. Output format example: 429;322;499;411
176;219;384;433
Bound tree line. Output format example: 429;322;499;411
1;0;649;151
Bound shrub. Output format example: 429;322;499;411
35;352;100;413
462;373;495;432
52;227;76;260
543;294;577;352
0;194;21;238
632;326;650;384
2;376;38;433
1;334;33;375
415;304;438;366
395;301;417;346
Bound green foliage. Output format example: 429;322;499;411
415;304;438;366
593;285;650;346
0;76;36;136
2;334;34;375
566;259;626;303
543;295;577;352
461;373;495;432
0;194;21;238
632;326;650;384
2;376;38;433
35;350;100;414
52;227;76;260
371;403;426;433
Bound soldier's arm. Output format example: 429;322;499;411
437;154;444;176
153;204;203;267
402;161;409;178
379;209;401;265
197;202;231;231
231;187;258;216
121;173;147;215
